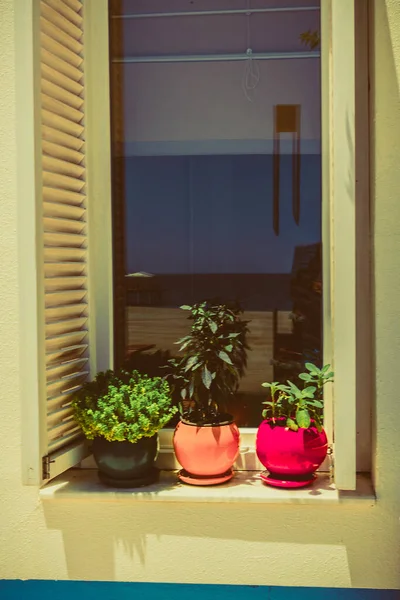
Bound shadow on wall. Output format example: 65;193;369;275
42;498;388;587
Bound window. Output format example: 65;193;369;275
18;0;371;491
109;0;323;436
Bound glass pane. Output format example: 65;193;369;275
109;0;322;427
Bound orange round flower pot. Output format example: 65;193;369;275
173;419;240;485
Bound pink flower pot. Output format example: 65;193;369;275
256;418;328;488
173;420;240;485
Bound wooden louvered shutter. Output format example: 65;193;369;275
40;0;90;481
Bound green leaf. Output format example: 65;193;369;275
303;386;316;398
262;409;268;419
305;362;319;374
185;356;198;371
179;340;191;352
262;401;275;406
209;320;217;334
218;351;233;365
225;344;233;353
298;373;311;381
322;364;330;373
286;417;299;432
308;399;323;408
228;332;240;338
315;419;323;433
180;305;192;311
288;380;301;393
261;382;271;388
180;388;187;400
202;366;212;390
296;408;311;429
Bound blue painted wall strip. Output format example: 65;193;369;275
0;581;398;600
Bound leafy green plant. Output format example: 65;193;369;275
261;363;334;432
166;300;249;425
72;369;177;443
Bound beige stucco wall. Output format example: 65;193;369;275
0;0;399;589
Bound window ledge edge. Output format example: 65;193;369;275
39;470;375;506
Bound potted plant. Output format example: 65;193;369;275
256;363;334;488
167;300;249;485
72;369;177;487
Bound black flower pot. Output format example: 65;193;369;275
92;435;159;488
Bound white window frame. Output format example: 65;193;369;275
17;0;371;490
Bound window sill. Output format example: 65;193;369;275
39;470;375;505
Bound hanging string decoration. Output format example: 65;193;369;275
242;0;260;101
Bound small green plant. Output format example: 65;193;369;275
166;300;249;425
72;369;177;443
261;363;334;432
299;29;320;50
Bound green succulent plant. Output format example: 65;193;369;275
72;369;177;443
166;300;249;425
261;363;334;432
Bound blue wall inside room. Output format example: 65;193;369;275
0;581;398;600
124;154;322;275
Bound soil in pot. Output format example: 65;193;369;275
173;417;240;486
256;418;328;488
92;435;159;488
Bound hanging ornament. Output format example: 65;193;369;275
273;104;301;235
242;0;260;102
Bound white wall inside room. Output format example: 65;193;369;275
122;59;321;155
117;0;321;155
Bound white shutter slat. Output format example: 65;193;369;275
42;125;84;153
42;141;84;166
45;316;88;338
47;430;82;454
41;2;83;41
41;32;83;68
62;0;83;13
41;79;84;111
45;263;86;278
47;371;89;398
44;232;86;249
40;16;83;55
46;344;88;366
45;302;87;321
43;186;86;206
43;171;85;193
42;109;83;137
46;330;88;353
46;357;89;382
45;276;86;292
45;0;83;28
44;246;87;263
43;202;85;221
43;155;85;179
41;47;83;83
41;63;84;97
45;289;87;307
42;109;84;138
41;93;84;125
